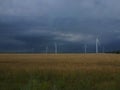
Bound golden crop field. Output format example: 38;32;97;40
0;54;120;90
0;54;120;72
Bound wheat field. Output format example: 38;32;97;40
0;54;120;90
0;54;120;72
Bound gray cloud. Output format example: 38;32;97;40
1;0;120;18
0;0;120;52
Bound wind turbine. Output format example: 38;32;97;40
55;42;57;54
84;44;87;54
32;48;34;53
102;46;105;53
96;37;100;53
46;46;48;54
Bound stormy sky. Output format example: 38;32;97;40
0;0;120;53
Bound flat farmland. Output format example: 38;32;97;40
0;54;120;90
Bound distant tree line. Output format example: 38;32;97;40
106;50;120;54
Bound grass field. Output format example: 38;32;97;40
0;54;120;90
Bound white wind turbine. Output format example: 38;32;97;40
102;46;105;53
46;46;48;54
84;44;87;54
55;42;57;54
32;48;34;53
96;37;100;53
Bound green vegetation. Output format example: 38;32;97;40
0;70;120;90
0;54;120;90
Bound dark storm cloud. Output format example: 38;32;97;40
1;0;120;18
0;0;120;52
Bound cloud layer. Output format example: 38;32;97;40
0;0;120;52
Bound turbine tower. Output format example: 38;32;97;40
46;46;48;54
84;44;87;54
102;46;104;53
32;48;34;53
55;42;57;54
96;37;99;53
